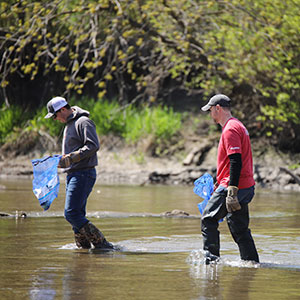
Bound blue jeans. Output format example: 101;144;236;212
64;168;96;233
201;185;259;262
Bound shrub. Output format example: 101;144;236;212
0;105;24;144
72;98;182;145
28;106;64;137
0;99;182;153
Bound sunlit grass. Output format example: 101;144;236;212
0;98;183;151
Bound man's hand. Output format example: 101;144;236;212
58;151;81;168
226;186;241;212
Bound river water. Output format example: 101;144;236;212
0;179;300;299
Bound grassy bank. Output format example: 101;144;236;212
0;99;183;155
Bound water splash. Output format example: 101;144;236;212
59;243;77;250
187;250;261;268
186;249;300;273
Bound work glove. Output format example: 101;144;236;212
226;186;241;212
58;151;81;168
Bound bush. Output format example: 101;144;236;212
28;106;64;137
123;105;182;143
24;98;182;150
0;105;24;144
66;98;182;144
89;100;126;136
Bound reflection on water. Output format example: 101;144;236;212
1;179;300;299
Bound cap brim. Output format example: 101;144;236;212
201;104;211;111
44;112;54;119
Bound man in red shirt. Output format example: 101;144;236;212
201;94;259;264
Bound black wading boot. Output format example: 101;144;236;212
205;251;220;265
74;232;91;249
79;222;115;250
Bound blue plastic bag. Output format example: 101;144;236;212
32;155;61;210
193;173;214;215
194;173;223;222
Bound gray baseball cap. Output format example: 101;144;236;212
45;96;68;118
201;94;231;111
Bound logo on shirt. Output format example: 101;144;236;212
230;146;240;150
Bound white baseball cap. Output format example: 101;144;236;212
44;96;68;118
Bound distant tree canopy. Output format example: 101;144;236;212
0;0;300;150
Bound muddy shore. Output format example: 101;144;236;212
0;137;300;192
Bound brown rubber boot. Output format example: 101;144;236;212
79;222;114;250
74;232;91;249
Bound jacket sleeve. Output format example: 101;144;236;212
76;118;100;159
229;153;242;186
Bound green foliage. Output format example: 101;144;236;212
1;0;300;150
17;98;182;150
288;163;300;170
123;105;182;143
90;100;127;136
261;93;300;124
139;0;300;145
75;99;182;144
28;107;64;137
0;105;24;143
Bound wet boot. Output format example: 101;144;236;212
238;240;259;263
204;251;220;265
74;232;91;249
79;222;114;250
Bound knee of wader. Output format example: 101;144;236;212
201;215;218;230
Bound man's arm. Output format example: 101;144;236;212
77;119;100;159
229;153;242;186
226;153;242;212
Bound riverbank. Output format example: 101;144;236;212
0;133;300;192
85;139;300;191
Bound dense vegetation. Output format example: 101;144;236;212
0;0;300;152
0;99;183;157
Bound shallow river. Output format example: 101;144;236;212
0;179;300;299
